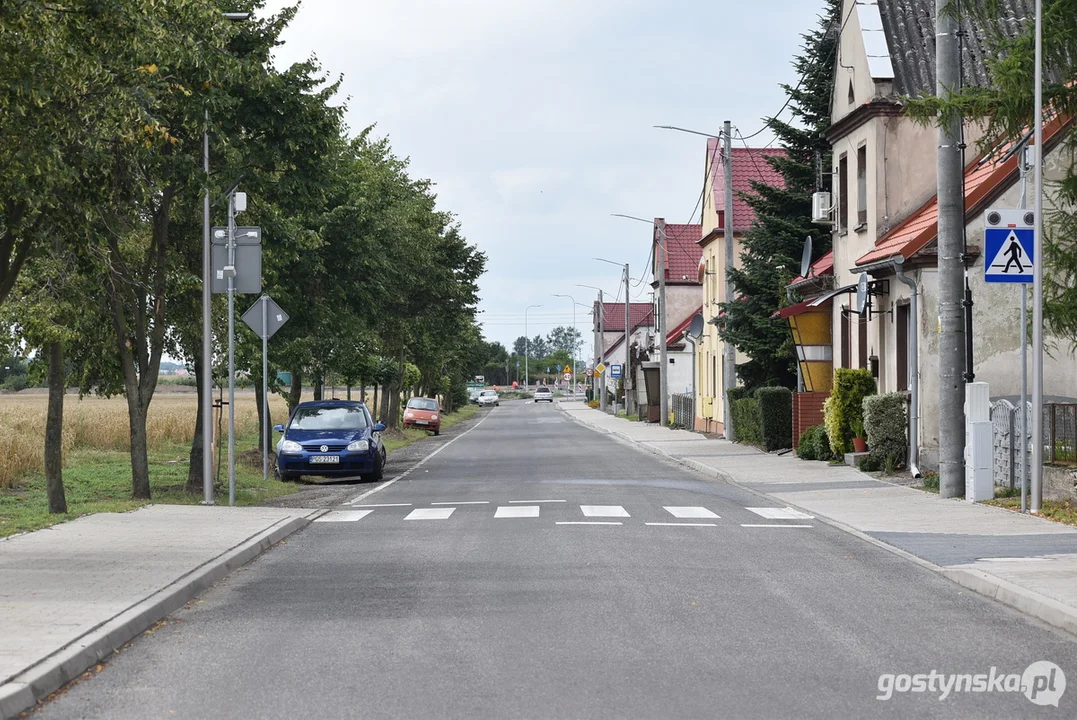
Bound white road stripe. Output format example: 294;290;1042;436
745;507;815;520
580;505;630;518
646;522;717;527
664;506;720;519
343;409;494;505
556;521;622;525
509;499;566;504
348;502;411;508
495;506;540;518
740;524;813;528
314;510;374;523
405;508;455;520
432;501;488;505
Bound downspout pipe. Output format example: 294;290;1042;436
893;256;921;478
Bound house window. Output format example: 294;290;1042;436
848;80;855;106
896;303;910;391
838;154;849;233
858;312;868;369
711;355;717;400
856;145;868;228
840;309;851;368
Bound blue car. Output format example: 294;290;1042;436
274;400;387;483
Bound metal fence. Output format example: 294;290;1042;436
1047;402;1077;464
671;393;694;429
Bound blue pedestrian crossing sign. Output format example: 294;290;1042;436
984;209;1034;284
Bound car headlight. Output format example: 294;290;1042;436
404;412;414;419
280;439;302;454
430;414;438;421
347;439;373;452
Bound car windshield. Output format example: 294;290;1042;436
290;406;368;431
408;398;438;411
536;387;550;393
482;391;496;396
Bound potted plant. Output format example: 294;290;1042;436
850;416;867;453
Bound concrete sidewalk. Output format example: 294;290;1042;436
563;403;1077;637
0;504;322;718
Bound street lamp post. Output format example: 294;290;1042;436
654;121;736;439
595;257;631;415
202;10;250;506
525;304;541;389
578;284;612;411
612;213;668;426
553;294;577;396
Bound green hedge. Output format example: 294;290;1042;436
863;392;907;466
826;368;877;456
756;386;792;451
730;395;762;445
797;424;835;461
726;386;751;403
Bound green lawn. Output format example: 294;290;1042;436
985;496;1077;527
0;404;480;538
382;404;478;452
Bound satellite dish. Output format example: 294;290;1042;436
688;313;704;339
855;272;869;315
800;235;813;278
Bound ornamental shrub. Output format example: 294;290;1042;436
798;425;821;460
826;369;877;456
730;395;763;446
863;392;907;468
756;386;792;451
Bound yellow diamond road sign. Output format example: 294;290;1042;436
596;363;606;375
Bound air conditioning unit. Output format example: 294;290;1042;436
812;191;832;224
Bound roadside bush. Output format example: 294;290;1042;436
1;374;28;393
858;455;883;472
797;425;831;461
863;392;907;468
825;368;876;456
587;399;600;409
730;396;763;446
756;386;792;451
726;386;751;403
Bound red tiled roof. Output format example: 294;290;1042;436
856;114;1072;267
707;139;787;233
789;250;834;285
653;222;702;283
594;302;654;330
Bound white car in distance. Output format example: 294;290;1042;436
476;390;500;407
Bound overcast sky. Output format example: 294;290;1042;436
261;0;827;357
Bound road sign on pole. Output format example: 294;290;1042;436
610;364;623;379
984;209;1034;283
596;363;606;375
242;295;288;483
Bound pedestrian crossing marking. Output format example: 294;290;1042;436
495;505;540;518
664;506;720;519
405;507;455;520
745;507;814;520
645;522;717;527
581;505;630;518
556;521;622;525
314;510;374;523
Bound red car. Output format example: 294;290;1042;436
403;397;442;435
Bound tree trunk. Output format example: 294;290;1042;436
346;384;352;401
313;375;323;401
186;358;204;494
379;385;389;424
44;340;68;514
127;400;151;499
360;380;366;404
287;369;303;415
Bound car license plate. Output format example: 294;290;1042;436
310;455;340;464
415;420;429;425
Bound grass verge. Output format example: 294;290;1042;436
984;496;1077;527
614;410;639;422
380;404;480;452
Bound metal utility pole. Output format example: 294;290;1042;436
935;1;966;498
623;264;631;415
201;111;214;505
202;10;250;506
1018;144;1031;513
599;291;607;410
525;304;541;389
261;296;269;482
553;294;577;397
1032;0;1044;513
656;219;668;426
225;190;244;506
722;121;736;441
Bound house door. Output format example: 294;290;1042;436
840;310;850;368
858;311;868;369
896;303;909;391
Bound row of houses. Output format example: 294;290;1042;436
590;0;1076;469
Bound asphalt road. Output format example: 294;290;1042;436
36;400;1077;718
